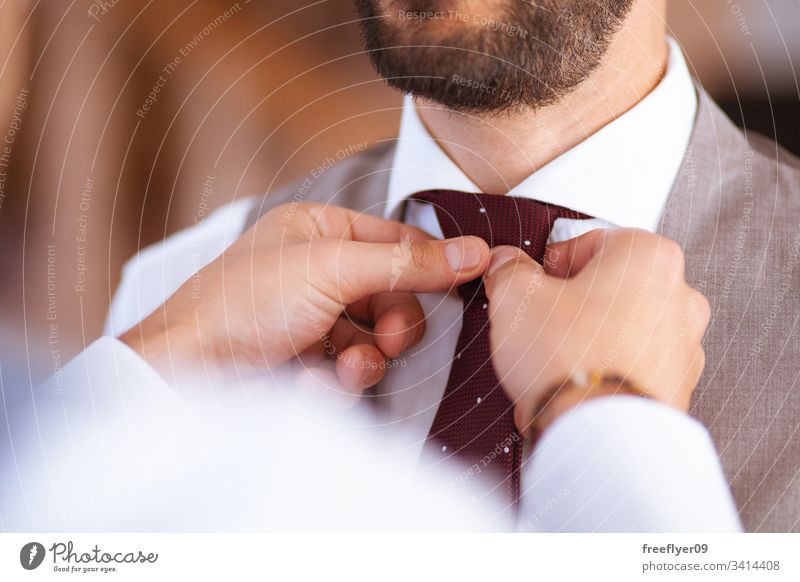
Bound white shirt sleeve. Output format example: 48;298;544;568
0;337;183;530
105;197;254;336
1;338;504;532
519;396;743;532
4;340;741;532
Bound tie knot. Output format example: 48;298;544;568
412;190;587;264
412;190;588;301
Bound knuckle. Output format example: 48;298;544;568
658;239;685;267
608;227;650;250
646;238;685;277
686;290;711;334
267;202;293;217
409;240;436;270
609;228;639;246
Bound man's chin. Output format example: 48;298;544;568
357;0;636;113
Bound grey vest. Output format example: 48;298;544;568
246;91;800;532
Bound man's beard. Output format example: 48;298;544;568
355;0;635;114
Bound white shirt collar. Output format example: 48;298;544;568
384;37;697;232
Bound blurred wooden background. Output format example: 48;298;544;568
0;0;798;368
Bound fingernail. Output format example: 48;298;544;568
445;237;483;272
486;247;520;278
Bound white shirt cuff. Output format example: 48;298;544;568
519;396;743;532
40;336;181;418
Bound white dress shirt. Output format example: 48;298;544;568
1;337;740;532
96;39;740;530
1;339;506;532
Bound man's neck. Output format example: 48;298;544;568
415;0;669;194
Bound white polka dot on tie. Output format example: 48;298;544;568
482;303;488;309
442;445;447;452
503;446;510;454
524;240;531;246
476;397;482;404
479;208;486;214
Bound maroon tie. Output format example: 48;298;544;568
413;190;588;507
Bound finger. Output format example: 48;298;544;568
335;343;387;391
296;343;326;367
542;229;612;278
346;211;437;244
323;236;491;305
347;292;426;357
326;318;388;389
328;316;376;355
261;202;437;245
294;364;362;411
482;245;548;308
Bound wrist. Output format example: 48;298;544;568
119;319;195;378
531;372;648;436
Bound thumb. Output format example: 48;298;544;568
327;236;490;304
482;246;550;317
543;228;611;278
